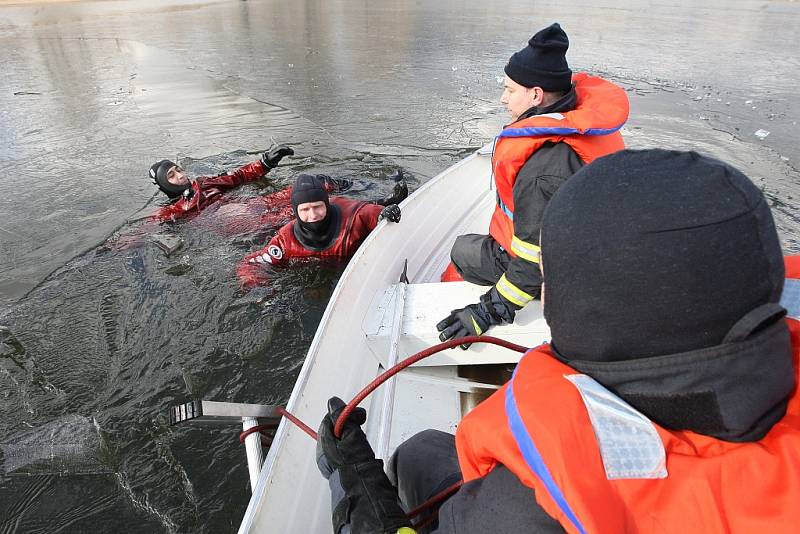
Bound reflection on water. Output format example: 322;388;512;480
0;0;799;532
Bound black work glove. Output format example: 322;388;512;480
317;397;374;471
317;397;412;534
378;204;401;223
436;303;494;349
261;144;294;169
436;287;516;349
373;180;409;206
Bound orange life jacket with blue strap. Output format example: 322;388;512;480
456;256;800;533
489;73;629;258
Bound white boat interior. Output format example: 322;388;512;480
238;145;552;533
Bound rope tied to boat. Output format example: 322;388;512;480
260;335;530;527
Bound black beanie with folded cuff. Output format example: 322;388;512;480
504;22;573;92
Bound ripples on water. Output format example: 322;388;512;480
0;151;454;533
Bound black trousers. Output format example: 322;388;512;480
386;429;462;533
450;234;510;286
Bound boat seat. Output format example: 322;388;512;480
363;281;551;368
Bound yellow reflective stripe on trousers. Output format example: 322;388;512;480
510;235;541;263
396;528;417;534
496;274;534;307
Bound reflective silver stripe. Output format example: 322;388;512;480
495;274;534;307
780;279;800;320
510;236;540;264
565;374;667;480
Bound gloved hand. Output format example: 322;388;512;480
374;180;409;206
261;144;294;169
317;397;412;534
436;287;516;349
378;204;401;223
317;397;373;472
436;303;494;349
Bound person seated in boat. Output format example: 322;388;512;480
437;23;629;348
236;173;405;287
148;144;295;223
316;149;800;533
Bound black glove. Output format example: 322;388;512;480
317;397;412;534
378;204;401;223
317;397;374;471
261;144;294;169
373;180;409;206
436;303;494;349
436;287;516;349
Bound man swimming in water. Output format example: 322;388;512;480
237;173;405;287
149;145;295;223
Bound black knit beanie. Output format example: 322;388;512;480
504;23;572;92
290;174;330;215
540;149;785;363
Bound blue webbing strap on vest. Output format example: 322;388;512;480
496;124;624;139
497;195;514;220
505;366;588;534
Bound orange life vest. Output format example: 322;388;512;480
489;73;629;255
456;256;800;533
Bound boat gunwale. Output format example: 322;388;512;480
238;147;486;533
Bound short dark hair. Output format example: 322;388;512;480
541;90;567;106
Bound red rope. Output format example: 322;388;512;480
239;423;278;443
245;336;530;523
333;335;529;438
277;406;318;440
407;480;464;518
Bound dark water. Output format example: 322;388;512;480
0;150;434;533
1;0;799;532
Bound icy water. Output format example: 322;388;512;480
0;0;799;532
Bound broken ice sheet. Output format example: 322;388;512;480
152;234;184;256
754;129;770;140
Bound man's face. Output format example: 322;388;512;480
500;75;540;122
297;201;327;223
166;166;189;186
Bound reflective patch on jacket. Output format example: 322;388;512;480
565;374;667;480
780;279;800;320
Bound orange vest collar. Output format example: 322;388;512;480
488;74;628;254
